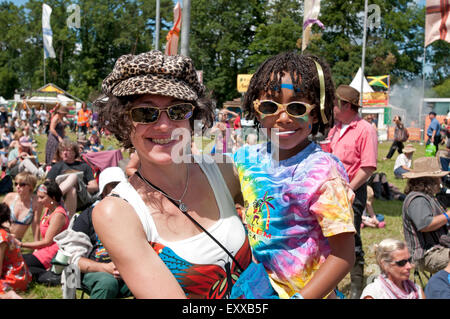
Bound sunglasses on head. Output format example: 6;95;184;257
253;99;314;120
392;257;412;267
129;103;195;124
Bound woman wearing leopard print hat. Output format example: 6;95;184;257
93;50;251;299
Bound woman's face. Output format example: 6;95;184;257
256;72;314;160
15;179;31;196
384;247;413;285
37;190;53;208
130;94;192;165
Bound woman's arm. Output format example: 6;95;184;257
21;212;66;250
0;241;6;277
92;196;187;299
49;115;63;142
299;232;355;299
32;200;43;241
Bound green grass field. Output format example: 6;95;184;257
13;133;428;298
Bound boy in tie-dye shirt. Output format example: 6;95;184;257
230;52;356;299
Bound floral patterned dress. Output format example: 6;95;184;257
0;228;32;294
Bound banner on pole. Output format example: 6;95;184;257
42;3;56;59
165;2;182;56
425;0;450;46
237;74;253;93
302;0;324;51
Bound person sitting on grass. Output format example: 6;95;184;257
7;136;44;179
424;257;450;298
2;172;41;241
46;140;99;218
0;203;32;299
361;238;424;299
18;180;69;286
402;157;450;275
393;144;415;179
361;185;385;229
72;167;132;299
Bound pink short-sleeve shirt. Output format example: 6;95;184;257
328;115;378;182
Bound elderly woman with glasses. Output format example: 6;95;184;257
2;172;41;241
361;238;425;299
92;50;251;299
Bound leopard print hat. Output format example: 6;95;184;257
102;50;204;101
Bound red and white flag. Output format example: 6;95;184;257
165;2;182;56
425;0;450;46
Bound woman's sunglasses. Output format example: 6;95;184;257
253;99;314;119
392;257;412;267
15;182;28;187
129;103;195;124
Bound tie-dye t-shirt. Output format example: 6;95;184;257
233;142;356;298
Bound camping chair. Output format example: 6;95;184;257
81;149;123;184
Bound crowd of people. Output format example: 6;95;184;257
1;49;449;300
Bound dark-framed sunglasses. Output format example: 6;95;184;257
253;99;314;119
392;257;412;267
129;103;195;124
15;182;28;187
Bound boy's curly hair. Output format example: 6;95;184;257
243;51;335;135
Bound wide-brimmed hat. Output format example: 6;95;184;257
402;157;449;179
102;50;204;101
336;85;361;108
403;144;416;154
19;136;33;148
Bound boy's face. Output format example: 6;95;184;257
256;72;315;160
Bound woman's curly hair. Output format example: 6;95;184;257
404;177;441;196
96;93;215;150
243;51;335;136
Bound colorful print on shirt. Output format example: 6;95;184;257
233;142;355;298
149;237;251;299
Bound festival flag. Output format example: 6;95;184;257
367;75;390;89
302;0;324;51
42;3;56;59
425;0;450;46
165;2;182;56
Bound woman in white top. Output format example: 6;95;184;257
361;238;425;299
92;50;251;299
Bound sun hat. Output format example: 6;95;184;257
19;136;33;148
403;144;416;154
98;166;127;195
101;50;204;101
402;157;449;179
336;85;361;108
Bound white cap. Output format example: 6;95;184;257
98;166;127;195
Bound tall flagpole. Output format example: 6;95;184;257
155;0;160;50
419;46;426;143
180;0;191;56
360;0;369;108
43;49;46;85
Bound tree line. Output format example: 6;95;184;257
0;0;448;106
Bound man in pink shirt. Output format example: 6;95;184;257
327;85;378;299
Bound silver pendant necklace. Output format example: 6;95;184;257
137;165;190;213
